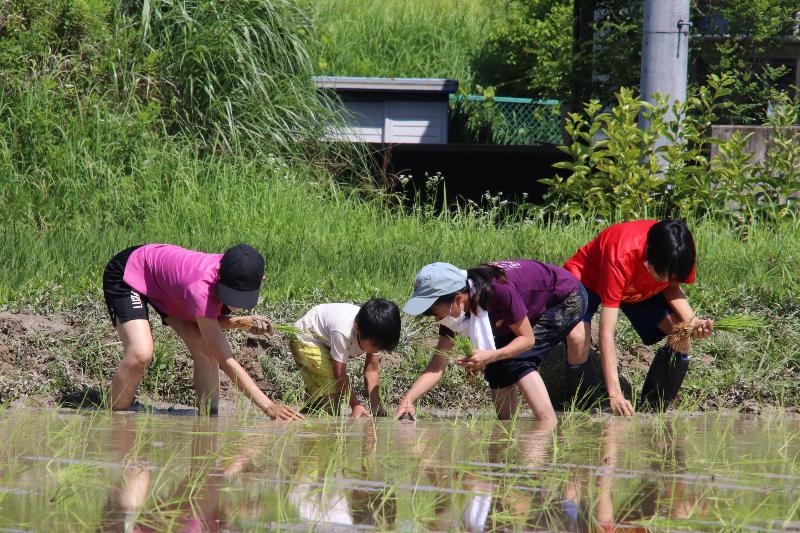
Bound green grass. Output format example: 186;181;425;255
2;0;799;413
311;0;503;86
2;97;800;410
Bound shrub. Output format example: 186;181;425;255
543;74;800;222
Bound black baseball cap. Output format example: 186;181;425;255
218;244;265;309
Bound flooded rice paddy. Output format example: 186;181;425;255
0;410;799;532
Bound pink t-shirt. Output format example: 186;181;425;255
123;244;224;321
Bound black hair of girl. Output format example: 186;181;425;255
646;219;696;282
465;264;506;313
422;264;506;316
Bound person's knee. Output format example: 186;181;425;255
566;324;590;365
124;345;153;370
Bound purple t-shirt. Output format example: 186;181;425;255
486;260;579;338
440;259;579;339
122;244;225;322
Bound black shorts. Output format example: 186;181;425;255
483;284;588;389
102;246;168;326
582;288;671;345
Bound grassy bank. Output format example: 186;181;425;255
1;0;798;414
2;114;799;412
311;0;502;86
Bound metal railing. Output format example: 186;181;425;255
449;94;562;145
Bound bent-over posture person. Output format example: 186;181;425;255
397;260;588;423
564;219;713;416
290;299;400;417
103;243;302;420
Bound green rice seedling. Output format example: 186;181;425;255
668;313;768;349
452;335;473;359
220;316;303;337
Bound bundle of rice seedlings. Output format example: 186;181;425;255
452;335;482;381
453;336;473;359
221;316;302;336
668;314;767;349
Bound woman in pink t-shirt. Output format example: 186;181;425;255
102;243;302;420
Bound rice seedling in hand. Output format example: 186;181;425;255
220;315;303;336
452;336;482;382
668;314;767;349
453;336;473;360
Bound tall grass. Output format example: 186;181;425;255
133;0;340;153
311;0;504;86
3;101;800;312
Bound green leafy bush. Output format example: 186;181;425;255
471;0;572;99
448;87;517;145
543;74;800;222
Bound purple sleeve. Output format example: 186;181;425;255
490;283;528;327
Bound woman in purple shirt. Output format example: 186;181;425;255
397;260;593;422
102;243;302;420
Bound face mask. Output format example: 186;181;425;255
437;301;469;333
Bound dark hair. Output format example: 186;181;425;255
646;220;696;282
421;264;506;316
466;264;506;313
354;298;401;351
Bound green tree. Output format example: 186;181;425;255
471;0;573;99
692;0;799;124
474;0;798;125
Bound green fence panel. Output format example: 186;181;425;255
450;95;562;145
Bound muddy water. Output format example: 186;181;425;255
0;410;798;532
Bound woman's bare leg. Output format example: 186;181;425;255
516;371;557;423
490;385;519;420
167;318;220;414
110;319;154;410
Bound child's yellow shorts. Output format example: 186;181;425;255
289;338;337;401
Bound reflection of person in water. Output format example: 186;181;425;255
286;427;355;528
282;421;401;530
623;423;709;529
97;416;253;533
561;419;707;533
97;415;152;532
348;422;397;528
393;421;478;530
560;418;631;533
462;420;558;533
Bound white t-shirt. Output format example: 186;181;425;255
294;303;364;363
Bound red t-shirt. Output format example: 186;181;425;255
563;220;696;308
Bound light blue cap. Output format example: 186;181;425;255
403;262;468;315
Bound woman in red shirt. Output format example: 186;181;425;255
564;220;713;416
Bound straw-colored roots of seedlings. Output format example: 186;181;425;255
668;321;695;350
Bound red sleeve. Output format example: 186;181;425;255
684;263;696;284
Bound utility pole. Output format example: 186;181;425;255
639;0;691;132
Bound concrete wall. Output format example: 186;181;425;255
711;125;800;164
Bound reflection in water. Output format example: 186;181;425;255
0;411;798;531
98;414;253;532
